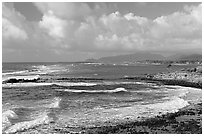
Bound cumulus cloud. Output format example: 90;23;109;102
2;3;28;40
2;2;202;61
34;2;91;20
3;18;28;40
34;3;202;53
94;4;202;52
39;10;67;38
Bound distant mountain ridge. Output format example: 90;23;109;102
166;54;202;61
86;52;165;63
85;53;201;63
98;53;165;63
178;54;202;61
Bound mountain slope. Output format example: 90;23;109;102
178;54;202;61
166;54;202;61
97;52;165;63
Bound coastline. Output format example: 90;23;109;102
83;83;202;134
15;89;202;134
5;66;202;134
84;103;202;134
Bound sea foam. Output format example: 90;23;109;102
56;87;128;93
48;97;61;108
2;110;18;132
2;82;97;88
2;75;40;83
2;70;29;76
4;112;52;134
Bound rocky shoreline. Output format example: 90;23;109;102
84;103;202;134
15;102;202;134
123;65;202;89
10;66;203;134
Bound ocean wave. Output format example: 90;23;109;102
2;70;29;76
3;112;53;134
2;110;18;131
102;81;137;85
47;97;61;108
135;81;158;86
2;65;68;78
83;62;103;65
145;96;189;114
2;75;40;83
2;82;52;88
55;87;128;93
54;82;98;86
2;98;59;134
95;96;189;123
2;82;98;88
32;65;68;74
2;80;159;88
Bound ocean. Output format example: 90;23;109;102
2;62;200;133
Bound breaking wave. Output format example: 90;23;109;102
2;110;18;132
47;97;61;108
145;97;189;114
2;82;98;88
2;70;29;76
92;96;190;124
32;65;68;74
55;87;128;93
2;75;40;83
3;112;53;134
2;97;60;134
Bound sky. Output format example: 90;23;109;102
2;2;202;62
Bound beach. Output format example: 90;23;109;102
14;90;202;134
2;64;201;134
3;2;202;134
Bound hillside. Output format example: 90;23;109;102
178;54;202;61
86;53;202;64
97;52;165;63
86;52;165;63
166;54;202;61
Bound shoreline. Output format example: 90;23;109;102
4;66;202;134
15;100;202;134
123;76;202;89
83;102;202;134
14;80;202;134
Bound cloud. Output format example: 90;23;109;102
151;6;201;40
94;4;201;52
39;10;67;38
3;18;28;40
33;3;202;53
2;3;202;62
34;2;91;20
2;3;28;41
34;3;203;52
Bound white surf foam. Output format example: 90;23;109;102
2;70;29;76
54;82;97;86
4;112;52;134
2;75;40;82
135;81;158;86
32;65;68;74
48;97;61;108
92;96;190;123
2;82;52;88
145;97;189;114
102;81;138;85
2;82;97;88
56;87;128;93
2;110;18;131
